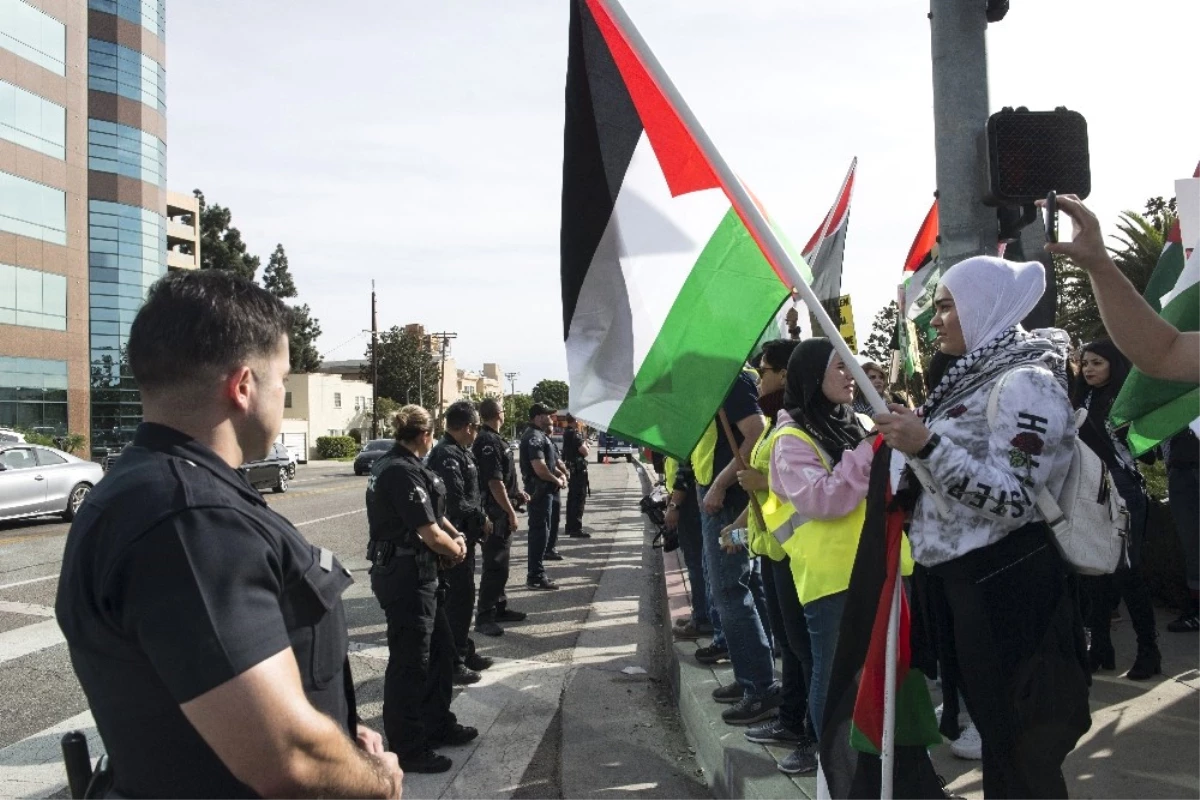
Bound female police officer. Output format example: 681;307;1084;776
366;405;478;774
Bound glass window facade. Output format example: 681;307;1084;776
88;118;165;186
0;80;65;159
87;38;165;113
0;356;68;433
0;263;67;330
87;0;164;39
0;0;65;75
0;171;66;245
88;199;165;449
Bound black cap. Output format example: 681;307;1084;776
529;402;554;419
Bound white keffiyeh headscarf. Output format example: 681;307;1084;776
940;256;1046;351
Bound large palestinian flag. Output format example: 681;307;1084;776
1110;206;1200;455
561;0;802;460
819;440;942;799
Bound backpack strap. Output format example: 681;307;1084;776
985;368;1067;531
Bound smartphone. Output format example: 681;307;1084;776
1045;190;1058;244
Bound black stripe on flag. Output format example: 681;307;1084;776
560;0;643;339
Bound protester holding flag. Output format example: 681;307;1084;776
1048;194;1199;383
1071;340;1161;679
873;256;1091;798
719;339;818;773
766;338;878;745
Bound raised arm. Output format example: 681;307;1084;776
1048;194;1199;383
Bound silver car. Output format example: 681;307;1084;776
0;445;105;523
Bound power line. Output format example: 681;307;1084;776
319;330;369;360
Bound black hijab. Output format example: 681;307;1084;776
783;338;866;465
1070;338;1131;460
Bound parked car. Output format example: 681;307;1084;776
354;438;394;476
240;442;294;493
0;444;105;522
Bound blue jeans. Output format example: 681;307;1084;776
804;590;847;741
527;490;554;582
697;483;774;697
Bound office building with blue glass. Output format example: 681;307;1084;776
1;0;193;456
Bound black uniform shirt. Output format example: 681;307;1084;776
55;423;354;799
473;424;517;517
563;428;586;466
426;434;484;532
366;446;446;544
519;424;558;493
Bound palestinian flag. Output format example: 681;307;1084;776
1110;213;1200;455
819;439;942;798
561;0;802;460
895;201;939;377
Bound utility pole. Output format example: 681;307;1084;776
429;331;458;420
370;282;379;440
504;371;520;439
929;0;999;269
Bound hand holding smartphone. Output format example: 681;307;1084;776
1045;190;1058;243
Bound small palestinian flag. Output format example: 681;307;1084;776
819;438;942;798
1110;212;1200;455
896;201;939;377
561;0;805;460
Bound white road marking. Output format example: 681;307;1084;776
0;575;57;591
0;710;97;799
0;601;55;618
0;620;65;667
294;509;365;528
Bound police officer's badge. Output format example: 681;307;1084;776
410;486;428;505
482;445;494;455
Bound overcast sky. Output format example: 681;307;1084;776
167;1;1198;393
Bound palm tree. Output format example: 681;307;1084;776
1055;200;1177;344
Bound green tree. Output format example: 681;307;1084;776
193;189;260;280
374;396;401;437
862;301;897;364
1055;197;1176;344
506;393;533;439
262;244;297;298
260;244;322;373
531;379;569;411
365;326;440;413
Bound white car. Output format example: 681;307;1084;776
0;444;105;522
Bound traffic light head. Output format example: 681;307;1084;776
985;107;1091;205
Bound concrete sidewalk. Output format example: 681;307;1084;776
657;526;1200;798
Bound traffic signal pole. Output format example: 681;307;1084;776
929;0;998;267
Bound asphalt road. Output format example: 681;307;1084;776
0;458;708;799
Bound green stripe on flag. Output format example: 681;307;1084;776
606;208;790;460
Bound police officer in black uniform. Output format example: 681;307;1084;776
367;404;479;774
520;403;568;589
426;400;494;685
561;414;591;538
56;270;401;799
473;398;529;636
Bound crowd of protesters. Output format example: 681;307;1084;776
659;195;1199;796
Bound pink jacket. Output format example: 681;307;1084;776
769;409;874;521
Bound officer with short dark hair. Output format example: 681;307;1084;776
367;404;478;774
561;414;591;538
427;400;493;685
56;270;402;798
473;398;529;636
520;403;567;589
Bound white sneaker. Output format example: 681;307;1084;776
949;722;982;760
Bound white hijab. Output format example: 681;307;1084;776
939;256;1046;352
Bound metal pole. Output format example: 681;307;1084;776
929;0;998;265
370;282;379;440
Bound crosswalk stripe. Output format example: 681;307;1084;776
0;620;65;667
0;601;55;618
0;710;97;800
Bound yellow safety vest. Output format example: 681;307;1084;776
664;456;679;492
745;425;786;562
760;425;913;605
